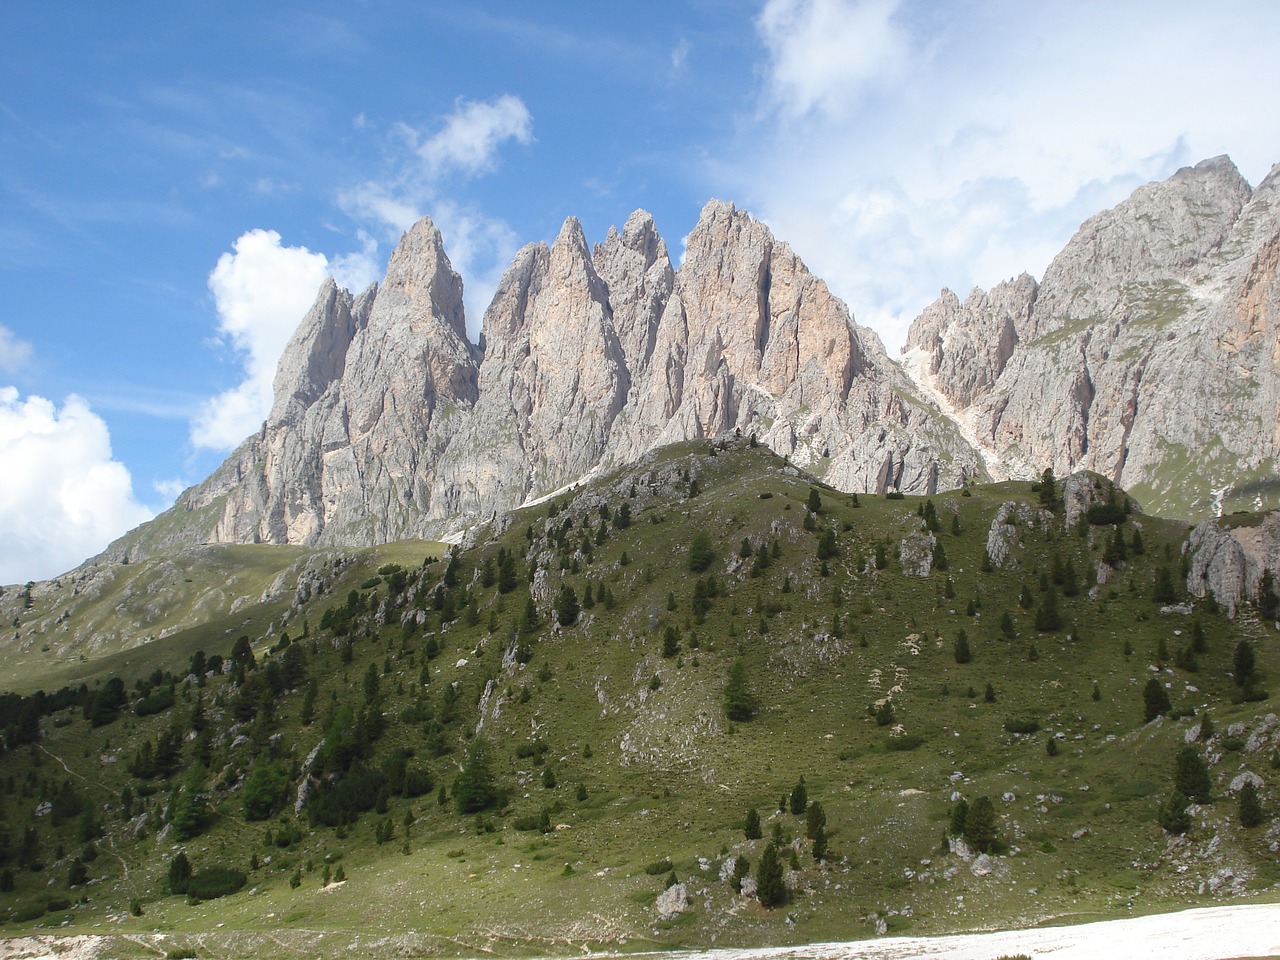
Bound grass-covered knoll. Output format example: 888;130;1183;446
0;437;1277;958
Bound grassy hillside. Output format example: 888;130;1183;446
0;437;1276;958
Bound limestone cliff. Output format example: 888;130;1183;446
903;156;1280;520
121;202;982;554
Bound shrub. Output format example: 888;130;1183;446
644;858;673;875
185;866;247;901
1003;716;1040;734
886;734;923;751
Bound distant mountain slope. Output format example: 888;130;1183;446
903;155;1280;520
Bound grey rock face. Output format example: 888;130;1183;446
109;153;1278;564
1184;513;1280;616
130;202;983;555
903;156;1280;520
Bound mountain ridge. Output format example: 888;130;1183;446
99;154;1280;568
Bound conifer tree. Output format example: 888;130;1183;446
756;843;786;908
964;795;999;853
805;800;826;840
168;852;191;894
1239;780;1264;828
1234;640;1257;687
744;807;762;840
954;629;972;664
454;737;497;814
790;776;808;815
1143;677;1171;722
1159;790;1191;834
1174;745;1212;804
724;661;754;721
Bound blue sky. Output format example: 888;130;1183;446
2;0;1278;583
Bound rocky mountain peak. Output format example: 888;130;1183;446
902;154;1280;519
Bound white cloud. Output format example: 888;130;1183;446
153;477;187;501
415;95;533;180
0;387;152;584
0;324;33;374
737;1;1280;351
757;0;906;117
191;229;329;451
337;95;534;341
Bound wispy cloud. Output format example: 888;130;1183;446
732;0;1280;351
338;95;534;337
0;324;33;375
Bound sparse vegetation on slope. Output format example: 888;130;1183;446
0;437;1278;957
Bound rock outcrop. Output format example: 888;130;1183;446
115;201;982;556
903;156;1280;521
1183;513;1280;616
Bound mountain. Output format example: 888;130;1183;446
902;155;1280;521
2;441;1278;955
107;201;982;561
102;155;1278;570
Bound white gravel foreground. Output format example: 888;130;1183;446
3;904;1279;960
612;903;1280;960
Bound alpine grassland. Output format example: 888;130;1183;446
0;437;1276;957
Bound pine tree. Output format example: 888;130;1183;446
805;800;826;839
811;821;828;862
1104;526;1128;566
1261;569;1279;620
984;683;996;703
1152;566;1178;604
1034;586;1062;631
755;843;786;908
807;488;822;514
789;776;808;815
949;798;969;837
555;583;580;627
953;629;972;664
744;807;762;840
1143;677;1172;722
662;626;681;658
1239;780;1264;828
1234;640;1257;687
730;855;750;893
1174;745;1212;804
453;737;498;814
1159;790;1191;834
1037;467;1057;511
168;852;192;894
964;795;998;853
724;661;754;721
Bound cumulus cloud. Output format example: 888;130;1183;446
0;387;152;584
190;229;329;451
738;1;1280;351
0;324;33;374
